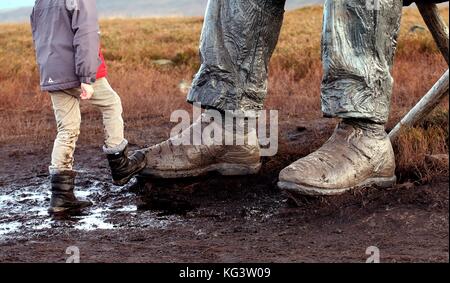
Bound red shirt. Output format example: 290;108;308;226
96;49;108;79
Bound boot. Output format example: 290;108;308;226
49;171;93;214
139;112;261;179
278;119;396;196
106;143;147;186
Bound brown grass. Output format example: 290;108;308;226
0;6;448;182
393;108;449;182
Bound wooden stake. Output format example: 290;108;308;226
417;3;449;65
389;69;449;141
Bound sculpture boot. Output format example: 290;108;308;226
139;112;261;179
278;119;396;196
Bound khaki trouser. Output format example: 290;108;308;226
49;78;125;174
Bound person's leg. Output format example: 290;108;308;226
88;78;146;185
49;92;81;174
278;0;403;196
49;90;92;213
141;0;286;178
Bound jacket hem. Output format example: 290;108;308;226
42;81;81;92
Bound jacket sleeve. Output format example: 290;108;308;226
70;0;100;84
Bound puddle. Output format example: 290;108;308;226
74;208;115;231
0;221;21;236
0;178;180;239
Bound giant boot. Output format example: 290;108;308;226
141;0;286;178
278;0;403;195
278;120;396;196
49;171;92;214
140;111;262;178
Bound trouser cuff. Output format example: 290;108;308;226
49;168;76;176
103;139;128;155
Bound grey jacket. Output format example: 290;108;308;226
31;0;101;92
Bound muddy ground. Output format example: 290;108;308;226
0;118;448;263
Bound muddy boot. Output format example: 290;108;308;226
106;143;147;186
49;171;93;214
278;119;396;196
139;112;261;179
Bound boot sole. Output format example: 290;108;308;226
112;160;149;186
139;162;262;179
278;176;397;196
48;202;93;215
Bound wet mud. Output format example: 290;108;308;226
0;119;448;262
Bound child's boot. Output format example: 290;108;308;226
49;171;93;214
105;142;147;186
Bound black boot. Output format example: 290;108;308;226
49;171;93;214
106;146;147;186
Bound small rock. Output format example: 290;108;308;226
409;24;426;33
396;182;415;190
151;59;174;66
179;80;192;94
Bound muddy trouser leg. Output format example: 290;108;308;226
321;0;403;124
49;78;126;174
49;92;82;174
187;0;286;114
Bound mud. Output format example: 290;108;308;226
0;118;448;263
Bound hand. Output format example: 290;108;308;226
80;83;94;100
